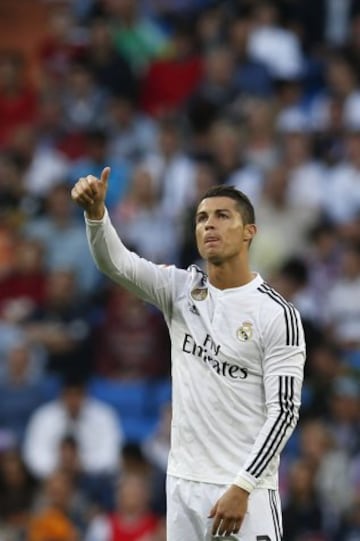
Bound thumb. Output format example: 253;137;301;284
100;166;111;185
208;503;217;518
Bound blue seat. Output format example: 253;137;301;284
88;377;171;443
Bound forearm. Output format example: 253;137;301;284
234;374;302;493
85;208;137;288
85;209;175;313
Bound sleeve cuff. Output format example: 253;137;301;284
84;207;108;225
232;471;257;494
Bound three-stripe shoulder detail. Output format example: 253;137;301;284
257;283;300;346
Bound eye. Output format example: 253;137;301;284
219;212;229;219
196;214;207;223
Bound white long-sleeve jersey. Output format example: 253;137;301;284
86;210;306;492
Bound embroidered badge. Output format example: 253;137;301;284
236;321;253;342
191;288;208;301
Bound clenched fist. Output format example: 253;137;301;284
71;166;111;220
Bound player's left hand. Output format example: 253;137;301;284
209;484;249;536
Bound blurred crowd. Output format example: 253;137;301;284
0;0;360;539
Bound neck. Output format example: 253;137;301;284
207;256;254;290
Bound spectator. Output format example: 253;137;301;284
142;402;171;515
325;244;360;351
85;470;160;541
23;373;122;479
0;448;37;524
143;116;196;219
299;420;353;525
69;128;131;211
270;257;320;324
228;12;273;98
22;269;95;377
8;124;69;199
247;1;304;80
282;459;326;540
106;93;159;163
0;151;28;219
94;284;170;378
23;182;99;293
0;340;53;443
61;60;108;132
277;111;326;211
140;21;203;117
195;4;225;52
111;164;179;264
209;119;263;204
37;3;86;87
243;97;278;172
83;17;136;97
323;125;360;225
187;45;238;124
56;435;116;512
32;465;93;535
302;343;344;418
306;222;341;325
105;0;169;74
0;237;46;320
250;165;317;277
28;471;80;541
335;497;360;541
0;51;38;147
300;0;360;49
311;52;360;135
326;376;360;456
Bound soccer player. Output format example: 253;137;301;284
71;167;306;540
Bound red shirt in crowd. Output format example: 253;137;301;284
109;513;159;541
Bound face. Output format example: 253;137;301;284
117;473;150;514
195;196;255;265
62;387;85;418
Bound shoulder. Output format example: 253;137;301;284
256;282;303;344
186;264;208;285
86;398;118;420
30;400;61;422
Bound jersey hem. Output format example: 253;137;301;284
167;469;277;490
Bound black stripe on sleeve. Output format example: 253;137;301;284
246;376;290;477
268;490;281;541
253;376;296;478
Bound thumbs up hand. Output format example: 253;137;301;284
71;167;111;220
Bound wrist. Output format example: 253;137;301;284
85;205;105;221
232;474;255;494
231;484;250;496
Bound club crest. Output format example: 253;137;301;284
236;321;253;342
191;288;208;301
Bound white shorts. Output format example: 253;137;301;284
166;475;282;541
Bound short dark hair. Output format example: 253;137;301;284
198;185;256;225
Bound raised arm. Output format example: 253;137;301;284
71;166;110;221
71;167;184;316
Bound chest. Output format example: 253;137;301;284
173;291;263;374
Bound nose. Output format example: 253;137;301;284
204;216;215;230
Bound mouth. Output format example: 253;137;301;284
204;237;220;246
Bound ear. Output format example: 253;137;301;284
244;223;257;243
